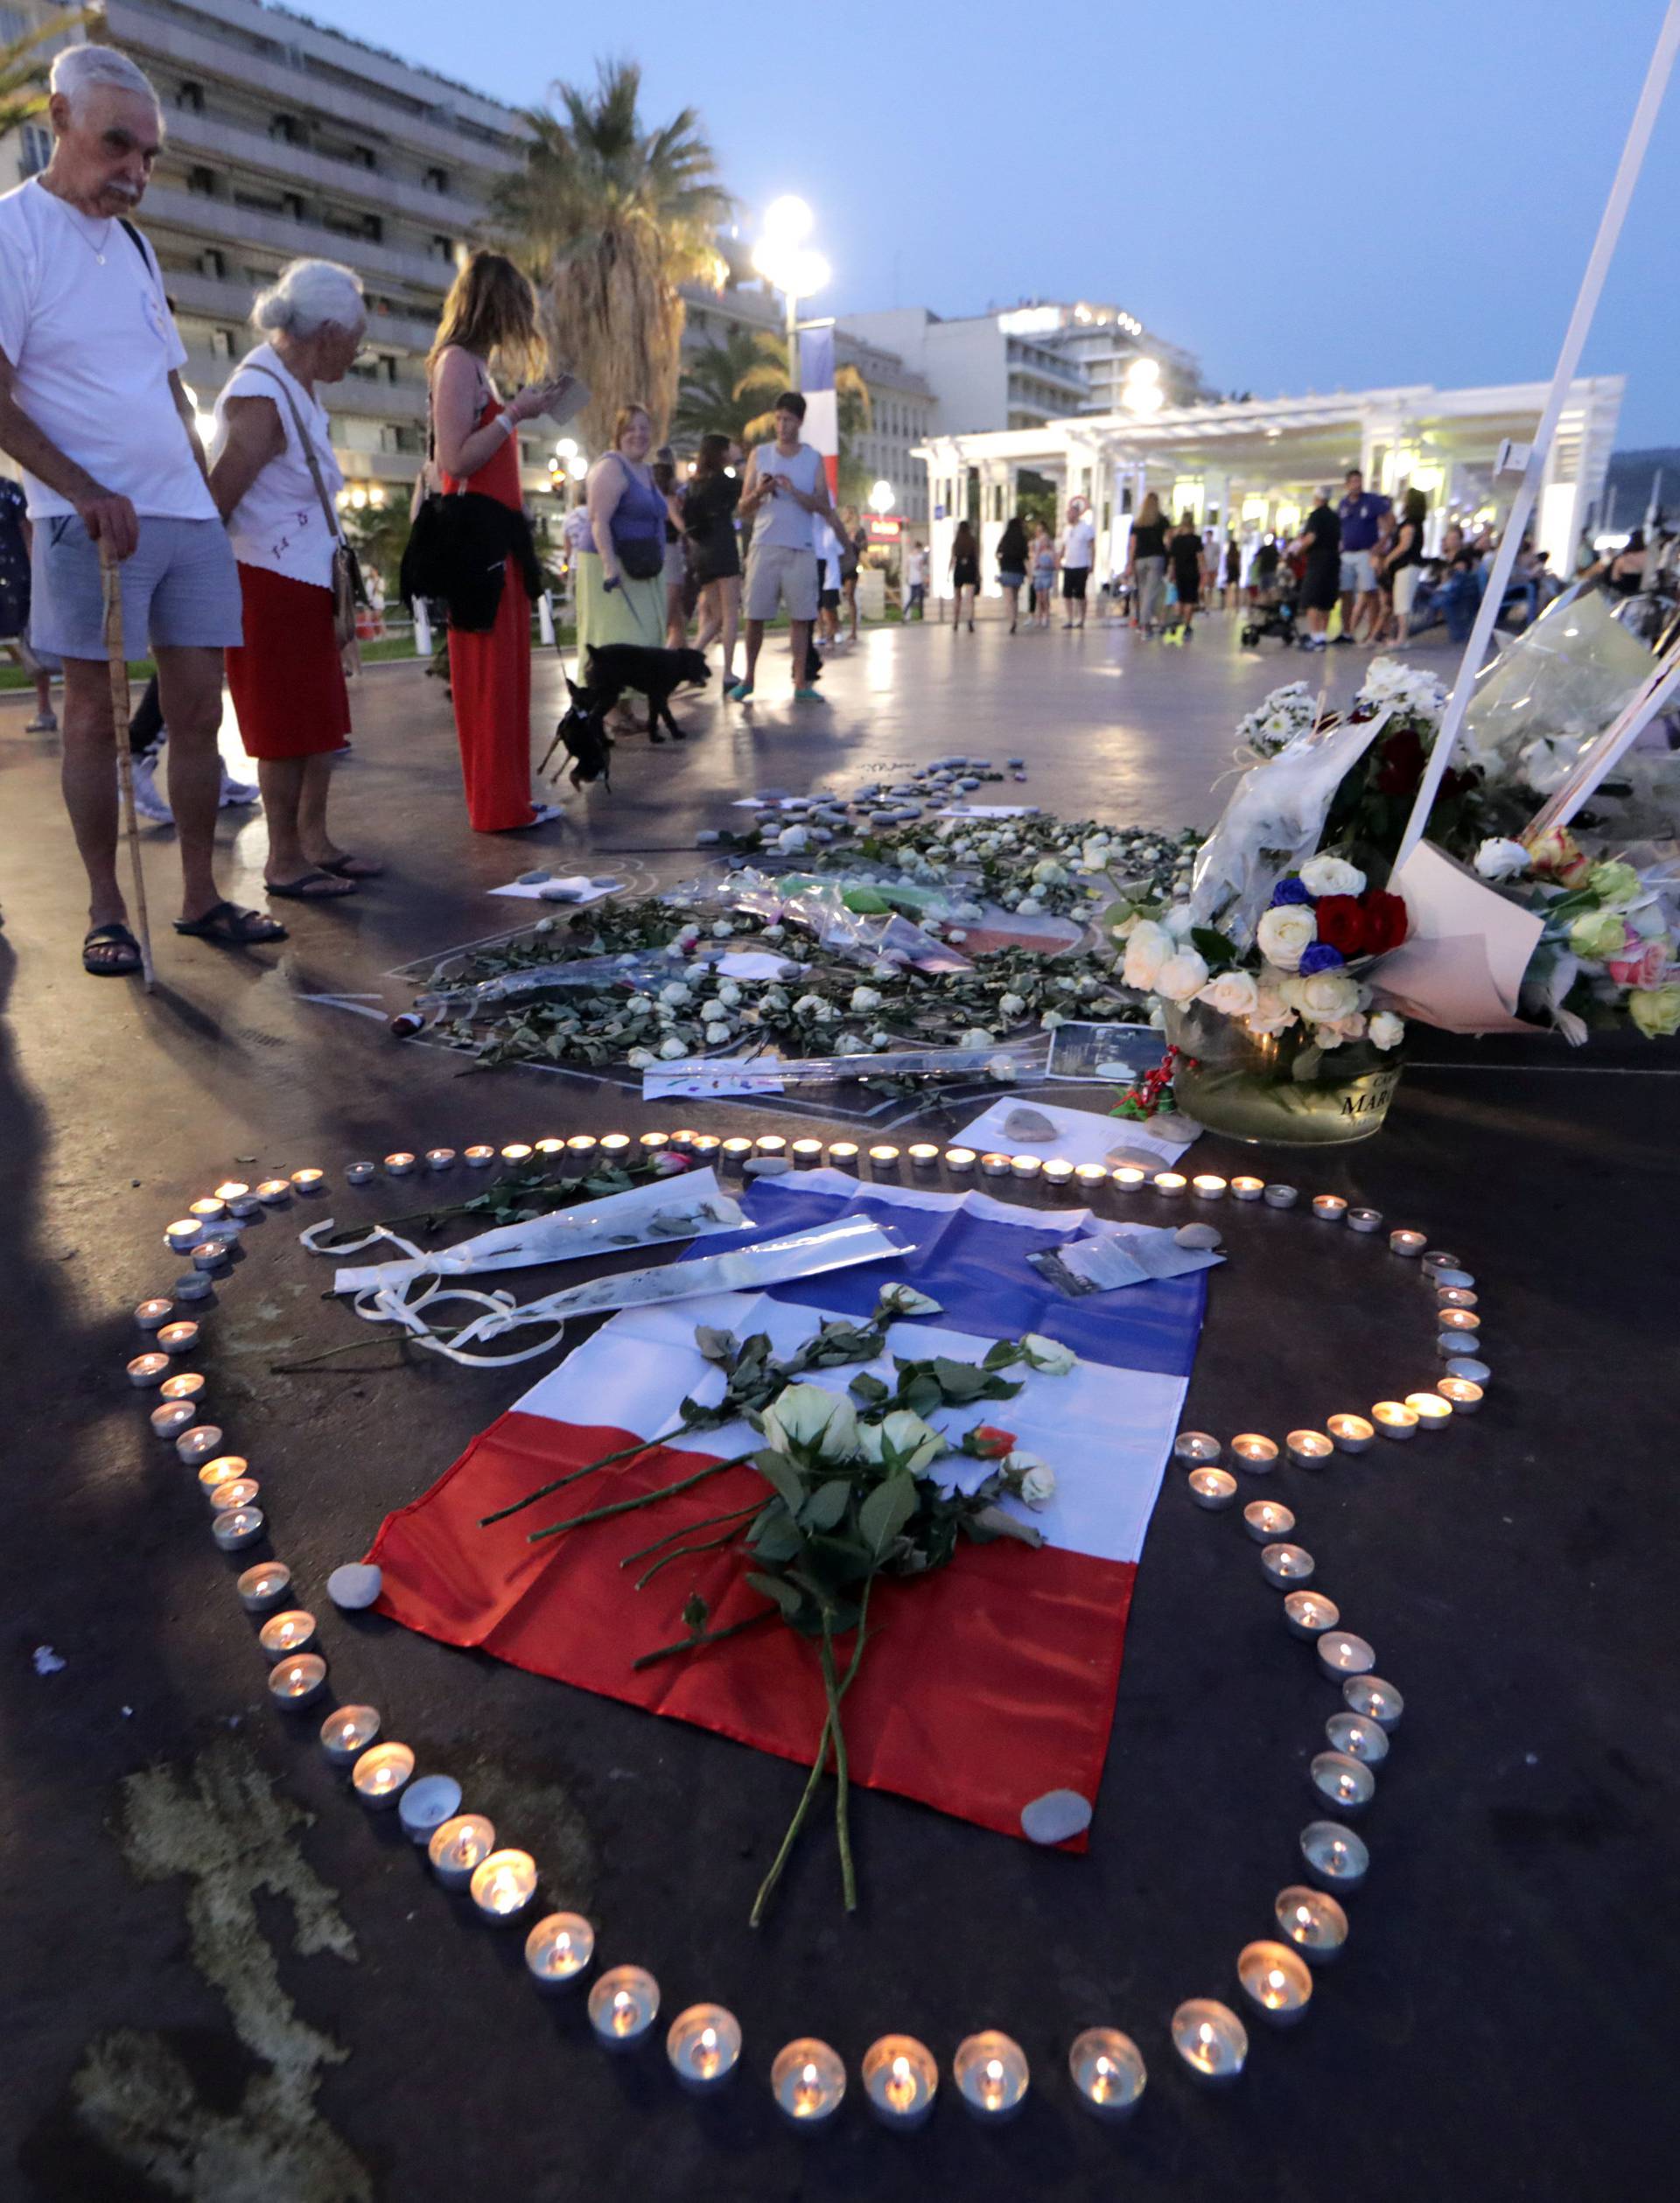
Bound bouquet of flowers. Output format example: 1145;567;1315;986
1473;828;1680;1039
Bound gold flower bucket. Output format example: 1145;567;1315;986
1164;1000;1403;1146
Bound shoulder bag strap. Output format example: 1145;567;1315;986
244;363;341;542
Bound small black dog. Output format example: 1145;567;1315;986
546;643;710;791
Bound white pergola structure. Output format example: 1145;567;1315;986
914;376;1623;603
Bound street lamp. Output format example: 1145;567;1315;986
868;479;895;516
752;195;830;388
1122;357;1164;417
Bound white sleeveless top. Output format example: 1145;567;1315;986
753;441;823;550
211;344;344;589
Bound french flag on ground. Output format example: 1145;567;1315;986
370;1173;1205;1843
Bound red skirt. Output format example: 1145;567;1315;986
225;562;351;760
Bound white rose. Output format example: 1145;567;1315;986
1017;897;1043;915
1123;919;1173;990
1315;1012;1367;1047
626;1047;655;1068
1246;976;1298;1037
1368;1010;1405;1051
1474;837;1530;883
857;1409;945;1477
717;980;742;1007
1005;1453;1057;1510
1110;912;1142;942
1299;854;1367;899
1195;969;1259;1018
1162;903;1198;940
1019;1332;1077;1375
761;1382;858;1463
792;994;824;1018
658;1036;689;1060
1040;1009;1067;1029
712;920;734;937
761;923;786;941
871;1028;889;1047
1256;905;1317;973
869;960;900;982
960;1028;994;1049
659;982;692;1006
704;1023;731;1046
1154;948;1211;1004
998;992;1026;1022
1032;858;1070;885
775;825;809;853
876;1283;943;1318
1296;968;1362;1023
850;986;882;1013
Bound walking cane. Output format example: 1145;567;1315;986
100;538;155;990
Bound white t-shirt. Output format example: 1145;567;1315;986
0;180;213;521
906;548;928;586
210;344;343;588
753;441;823;550
1061;517;1096;569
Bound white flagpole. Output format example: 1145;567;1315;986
1525;647;1680;836
1394;0;1680;869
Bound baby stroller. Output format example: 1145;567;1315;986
1241;569;1299;648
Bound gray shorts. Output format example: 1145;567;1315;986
1339;549;1376;595
745;541;819;623
32;514;242;661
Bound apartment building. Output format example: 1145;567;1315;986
1;0;552;506
838;306;1091;437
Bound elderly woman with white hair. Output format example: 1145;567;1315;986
206;257;381;897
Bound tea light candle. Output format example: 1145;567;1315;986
943;1146;976;1174
1343;1674;1404;1729
720;1136;754;1167
1074;1162;1108;1191
638;1132;669;1154
1230;1175;1265;1201
464;1144;496;1168
1445;1354;1491;1386
213;1180;251;1207
1173;1430;1222;1466
980;1150;1012;1177
1327;1413;1374;1454
352;1742;416;1811
872;1143;904;1171
1261;1542;1315;1588
290;1169;325;1195
158;1320;200;1357
772;2038;846;2126
1237;1941;1313;2026
1421;1248;1464;1280
667;1130;699;1152
598;1134;632;1157
1311;1750;1376;1813
534;1138;564;1158
237;1561;291;1613
792;1138;824;1166
428;1815;495;1890
1110;1164;1147;1188
1152;1171;1187;1197
556;1136;595;1162
211;1479;260;1515
1404;1390;1452;1430
1243;1500;1295;1543
827;1141;859;1169
256;1609;316;1661
1439;1305;1481;1336
1287;1429;1334;1468
1326;1711;1390;1764
1438;1377;1483;1414
383;1151;417;1176
1192;1173;1228;1200
1007;1152;1040;1180
752;1133;786;1157
150;1401;199;1442
1263;1182;1299;1208
1042;1157;1074;1188
500;1143;534;1165
160;1370;205;1402
397;1774;462;1845
267;1652;326;1709
1371;1401;1419;1441
588;1965;661;2050
135;1297;174;1331
908;1143;942;1171
346;1161;376;1186
189;1195;227;1221
128;1352;170;1388
1318;1631;1376;1678
525;1911;595;1990
189;1240;230;1273
172;1269;214;1303
953;2031;1029;2122
1347;1206;1383;1234
1284;1591;1340;1639
177;1425;227;1467
1437;1285;1479;1309
1170;1999;1247;2085
318;1704;380;1766
1275;1885;1349;1962
256;1179;292;1204
1187;1467;1238;1510
863;2036;938;2129
212;1505;264;1551
1389;1228;1426;1257
1231;1433;1279;1473
1300;1819;1369;1889
666;2004;742;2093
470;1848;536;1922
1068;2028;1146;2121
197;1454;248;1500
1311;1194;1347;1222
164;1218;202;1252
426;1148;457;1171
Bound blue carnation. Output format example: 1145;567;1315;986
1270;877;1313;907
1298;941;1346;974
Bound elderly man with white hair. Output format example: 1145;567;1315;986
0;44;283;975
206;259;382;898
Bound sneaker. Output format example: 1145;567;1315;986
219;766;261;808
793;686;826;700
24;712;57;733
725;679;753;701
129;748;172;823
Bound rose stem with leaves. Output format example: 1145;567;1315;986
749;1583;873;1927
523;1453;757;1544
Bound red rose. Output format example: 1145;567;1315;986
1375;726;1424;796
1359;890;1408;954
1314;895;1368;956
970;1424;1017;1459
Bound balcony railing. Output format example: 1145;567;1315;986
143;184;458;293
162;105;487;234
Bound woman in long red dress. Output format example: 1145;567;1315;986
427;254;569;832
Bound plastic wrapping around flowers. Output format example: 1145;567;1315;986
641;1032;1051;1096
1457;588;1657;794
700;869;980;974
342;1214;910;1369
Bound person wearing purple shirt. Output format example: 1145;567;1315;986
1337;467;1391;645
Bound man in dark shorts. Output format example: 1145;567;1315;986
1059;498;1095;628
1293;489;1341;653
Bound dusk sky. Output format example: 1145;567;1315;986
322;0;1680;446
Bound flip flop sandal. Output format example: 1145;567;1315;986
82;921;142;976
318;854;385;879
173;900;289;945
267;871;359;900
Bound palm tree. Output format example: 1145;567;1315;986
668;325;785;451
0;10;87;138
492;59;732;454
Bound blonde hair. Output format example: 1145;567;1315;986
1138;490;1162;528
429;252;541;379
612;404;654;450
